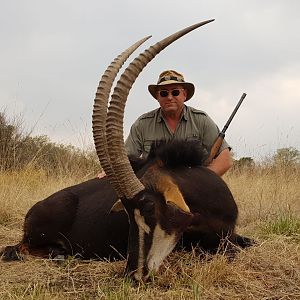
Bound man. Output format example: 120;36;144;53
124;70;232;176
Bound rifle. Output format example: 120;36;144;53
204;93;247;166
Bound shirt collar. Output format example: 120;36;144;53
157;105;188;122
182;105;188;121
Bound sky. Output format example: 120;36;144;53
1;0;299;160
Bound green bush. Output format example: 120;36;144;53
262;210;300;238
0;111;99;177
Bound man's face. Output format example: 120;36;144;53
156;84;187;115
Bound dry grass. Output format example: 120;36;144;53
0;167;84;227
226;166;300;235
0;166;299;299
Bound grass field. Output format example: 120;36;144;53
0;165;299;299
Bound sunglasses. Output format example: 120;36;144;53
158;89;184;98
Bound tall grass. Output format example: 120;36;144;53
226;164;300;231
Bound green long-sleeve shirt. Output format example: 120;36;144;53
125;105;230;158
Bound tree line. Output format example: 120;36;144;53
1;110;299;175
0;111;99;177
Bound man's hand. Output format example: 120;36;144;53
206;148;232;176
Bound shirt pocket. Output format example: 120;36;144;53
185;133;201;141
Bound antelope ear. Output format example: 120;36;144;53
110;199;125;213
141;166;191;213
159;175;191;213
165;189;191;213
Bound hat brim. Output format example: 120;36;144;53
148;81;195;101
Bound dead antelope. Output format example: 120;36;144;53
1;19;253;282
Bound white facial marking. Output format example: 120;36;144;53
134;209;150;234
133;209;151;281
147;224;177;272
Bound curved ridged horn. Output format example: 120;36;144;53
106;19;215;199
92;36;151;197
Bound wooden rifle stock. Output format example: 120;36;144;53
204;93;247;166
204;132;225;166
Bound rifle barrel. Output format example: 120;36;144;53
221;93;246;134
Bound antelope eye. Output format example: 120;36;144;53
140;201;155;214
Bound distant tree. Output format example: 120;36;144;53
273;147;300;167
0;111;26;170
233;157;255;170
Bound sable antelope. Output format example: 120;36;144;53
1;20;253;282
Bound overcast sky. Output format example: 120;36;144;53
1;0;299;160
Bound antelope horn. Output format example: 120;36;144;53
92;36;151;197
106;19;215;199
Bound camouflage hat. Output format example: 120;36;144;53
148;70;195;101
